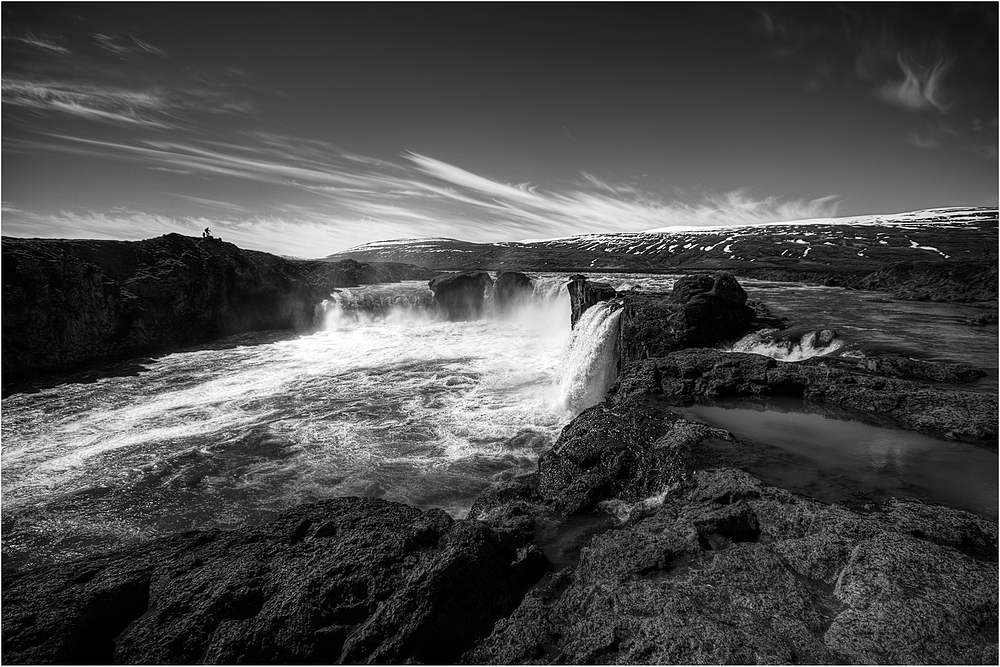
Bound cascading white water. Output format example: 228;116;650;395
4;272;995;571
322;282;440;329
724;328;844;361
557;300;623;414
532;277;570;303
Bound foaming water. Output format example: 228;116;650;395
724;328;844;361
739;280;998;391
323;282;439;329
557;301;623;414
2;280;579;570
679;397;998;520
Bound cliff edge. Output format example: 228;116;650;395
1;234;432;383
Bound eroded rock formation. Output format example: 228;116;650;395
611;349;997;444
619;273;757;362
493;271;534;314
1;497;546;665
428;272;494;321
567;275;616;327
467;466;998;665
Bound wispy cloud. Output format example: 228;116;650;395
3;78;174;127
4;32;72;54
3;130;843;256
3;21;255;131
877;54;952;112
907;133;939;150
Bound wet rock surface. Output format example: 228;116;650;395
610;349;997;444
847;259;998;302
1;497;543;665
1;235;432;384
466;468;998;665
619;273;759;363
567;274;617;327
428;271;494;321
493;271;534;314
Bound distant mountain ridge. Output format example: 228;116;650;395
326;207;998;274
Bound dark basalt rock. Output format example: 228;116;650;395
1;235;433;384
745;298;787;329
1;497;546;665
567;275;617;327
462;318;998;665
611;349;997;444
465;468;998;665
849;259;998;302
535;400;708;517
619;272;758;363
493;271;534;314
429;271;494;321
856;354;986;383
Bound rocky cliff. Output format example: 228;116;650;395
2;235;433;384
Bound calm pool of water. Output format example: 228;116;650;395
678;396;998;520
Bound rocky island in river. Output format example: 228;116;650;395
1;232;996;664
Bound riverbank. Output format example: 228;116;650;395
1;235;434;386
3;272;995;664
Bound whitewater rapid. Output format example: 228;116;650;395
1;277;605;569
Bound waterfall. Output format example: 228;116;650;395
557;300;623;414
724;328;844;361
321;278;573;333
322;284;439;330
532;277;570;303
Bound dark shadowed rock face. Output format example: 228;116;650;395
429;272;494;321
1;497;546;665
619;272;757;362
1;235;432;383
493;271;534;314
567;275;617;327
611;349;997;444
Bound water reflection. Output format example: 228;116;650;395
679;395;998;520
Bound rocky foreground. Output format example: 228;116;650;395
1;235;433;385
3;272;997;664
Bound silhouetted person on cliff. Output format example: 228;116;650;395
203;227;212;238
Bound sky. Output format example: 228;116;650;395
3;3;997;258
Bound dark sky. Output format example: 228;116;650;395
3;3;997;256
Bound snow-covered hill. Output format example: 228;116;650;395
327;207;998;273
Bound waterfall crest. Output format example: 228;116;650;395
557;301;623;414
322;285;438;329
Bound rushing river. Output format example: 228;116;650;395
2;273;996;571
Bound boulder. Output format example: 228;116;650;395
492;271;534;314
1;497;546;665
429;272;494;321
619;272;757;362
567;275;617;327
